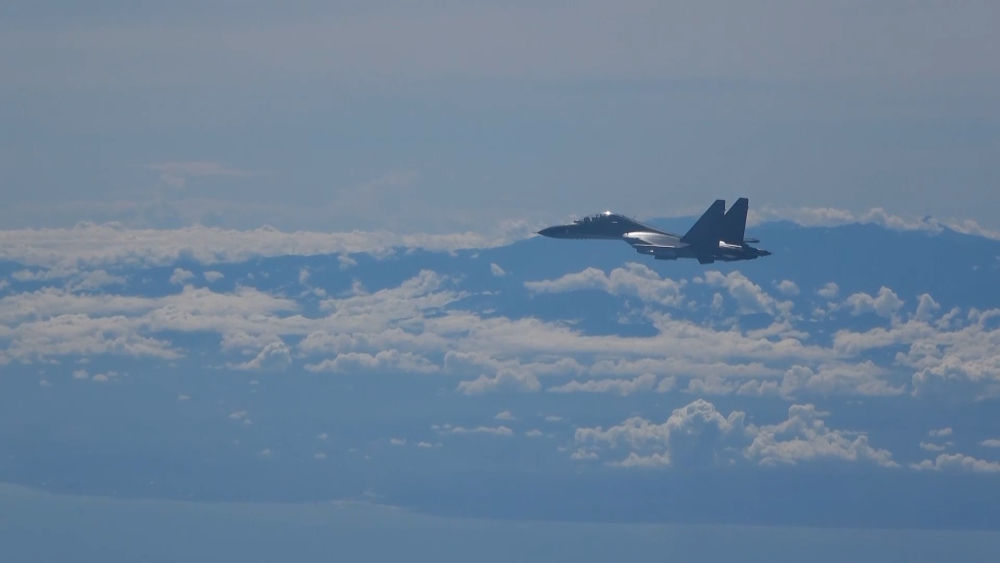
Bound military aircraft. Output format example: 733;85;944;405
537;198;770;264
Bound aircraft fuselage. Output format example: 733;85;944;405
537;201;770;264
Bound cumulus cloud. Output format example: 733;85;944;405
573;399;897;469
490;263;506;277
817;282;840;300
169;268;195;286
525;263;686;307
830;310;1000;396
911;453;1000;473
701;271;792;317
845;287;904;319
2;235;995;407
776;362;905;398
775;280;800;297
745;404;897;468
573;399;746;467
914;294;941;322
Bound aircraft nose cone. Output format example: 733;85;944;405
538;226;566;238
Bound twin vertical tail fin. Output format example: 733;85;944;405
681;199;725;245
721;197;748;243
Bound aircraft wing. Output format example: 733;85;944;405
624;234;684;260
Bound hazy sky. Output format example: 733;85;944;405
2;1;998;232
4;7;1000;555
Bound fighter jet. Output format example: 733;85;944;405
537;198;770;264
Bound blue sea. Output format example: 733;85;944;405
2;483;997;563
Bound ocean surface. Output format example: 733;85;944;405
2;483;997;563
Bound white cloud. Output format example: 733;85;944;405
920;442;947;452
753;206;1000;242
817;282;840;300
775;280;800;297
525;263;686;308
494;410;516;421
457;371;542;395
573;399;746;467
0;224;530;270
914;293;941;322
389;437;407;446
701;271;792;317
169;268;195;286
3;313;181;362
830;310;1000;395
203;270;224;283
570;449;599;461
845;287;904;319
306;350;438;374
777;362;905;398
338;254;358;270
745;404;898;468
929;427;953;438
574;400;898;469
2;239;995;408
911;453;1000;473
549;373;659;396
490;263;506;277
10;267;126;291
90;371;117;383
433;424;514;437
228;410;252;425
229;340;292;372
981;439;1000;448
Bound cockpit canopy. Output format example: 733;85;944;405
574;211;619;224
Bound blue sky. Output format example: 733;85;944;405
1;1;998;231
3;3;1000;561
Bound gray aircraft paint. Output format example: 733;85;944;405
538;199;770;264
